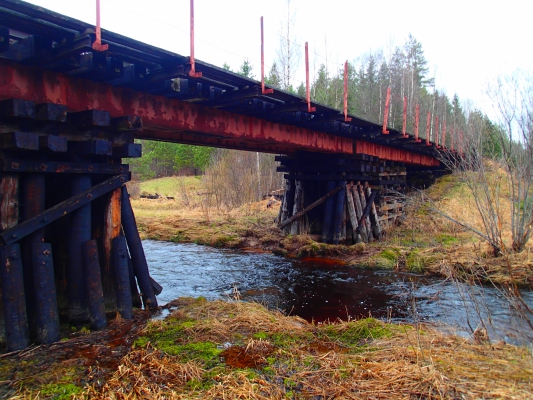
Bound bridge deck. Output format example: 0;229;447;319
0;0;444;166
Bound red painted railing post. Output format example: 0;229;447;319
260;17;273;95
92;0;108;51
426;112;431;146
343;61;351;122
401;96;407;137
382;87;390;134
414;104;420;142
305;42;316;113
189;0;202;78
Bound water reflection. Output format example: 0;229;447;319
143;240;533;345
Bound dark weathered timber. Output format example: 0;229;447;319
74;139;113;156
101;188;122;310
321;180;336;243
0;244;29;351
367;187;382;238
0;174;128;245
0;159;129;174
68;175;91;324
121;185;158;309
280;179;295;226
290;180;304;235
332;182;346;244
346;183;360;243
112;143;142;158
0;173;19;233
351;184;368;242
359;185;374;240
67;109;110;127
111;115;143;132
32;242;60;343
0;25;8;52
0;132;39;150
35;103;67;122
112;235;133;319
21;173;46;340
279;185;342;229
82;240;107;330
39;135;68;152
151;277;163;296
0;98;35;119
356;191;376;237
128;256;142;308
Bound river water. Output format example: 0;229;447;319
143;240;533;345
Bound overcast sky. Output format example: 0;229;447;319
25;0;531;114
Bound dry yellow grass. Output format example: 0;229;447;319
82;300;533;399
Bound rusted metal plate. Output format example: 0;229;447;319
0;60;353;155
355;140;440;167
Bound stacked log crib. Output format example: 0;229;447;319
0;98;159;351
276;154;408;244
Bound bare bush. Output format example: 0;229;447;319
439;71;533;255
202;149;283;212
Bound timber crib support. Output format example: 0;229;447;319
276;154;410;244
0;100;161;351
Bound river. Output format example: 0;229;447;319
143;240;533;346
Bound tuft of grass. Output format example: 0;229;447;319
40;383;83;400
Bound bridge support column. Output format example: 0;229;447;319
0;99;160;350
276;154;408;244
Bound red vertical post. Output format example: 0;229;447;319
425;112;431;146
343;61;351;122
435;116;439;147
260;17;273;95
442;119;447;149
305;42;316;113
189;0;202;78
382;87;391;134
401;96;407;137
414;104;420;141
92;0;108;51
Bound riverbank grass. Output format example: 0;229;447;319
87;299;532;399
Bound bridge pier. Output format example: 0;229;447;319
0;99;158;351
276;154;410;243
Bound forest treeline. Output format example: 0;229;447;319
131;33;504;181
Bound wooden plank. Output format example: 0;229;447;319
0;158;129;174
279;184;342;229
0;244;29;351
332;182;346;244
0;174;129;245
0;174;19;230
322;180;336;243
32;242;60;343
290;180;304;235
83;240;107;330
351;184;368;242
368;187;382;238
112;236;133;319
345;183;360;243
0;132;39;150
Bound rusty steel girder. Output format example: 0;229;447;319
0;59;353;155
355;140;440;167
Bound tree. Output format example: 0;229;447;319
265;62;282;89
238;59;254;79
276;0;300;90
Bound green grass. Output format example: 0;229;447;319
138;176;203;197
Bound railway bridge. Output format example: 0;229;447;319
0;0;451;350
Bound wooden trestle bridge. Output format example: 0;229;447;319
0;0;451;351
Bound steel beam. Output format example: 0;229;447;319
0;59;352;155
